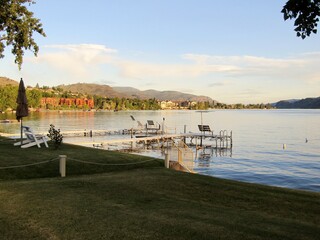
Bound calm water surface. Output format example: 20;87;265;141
1;109;320;192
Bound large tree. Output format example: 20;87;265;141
0;0;46;69
282;0;320;39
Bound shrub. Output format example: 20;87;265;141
47;124;63;149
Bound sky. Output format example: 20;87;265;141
1;0;320;104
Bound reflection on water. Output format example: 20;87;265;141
195;148;232;168
1;109;320;192
197;147;232;159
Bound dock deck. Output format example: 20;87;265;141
69;131;233;150
1;128;232;149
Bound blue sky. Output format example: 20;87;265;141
1;0;319;104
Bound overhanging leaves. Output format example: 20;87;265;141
282;0;320;39
0;0;46;69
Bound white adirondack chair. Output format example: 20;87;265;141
14;126;49;148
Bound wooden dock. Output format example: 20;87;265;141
1;128;232;150
0;128;142;138
61;129;144;137
70;131;233;150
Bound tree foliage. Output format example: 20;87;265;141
26;88;42;108
0;84;18;110
0;0;46;69
282;0;320;39
94;96;161;111
0;84;43;110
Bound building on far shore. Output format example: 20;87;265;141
159;100;198;109
40;97;94;109
160;101;178;109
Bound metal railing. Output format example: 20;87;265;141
168;140;194;173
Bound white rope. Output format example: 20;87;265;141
68;157;158;166
0;157;59;170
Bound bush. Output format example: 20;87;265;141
47;124;63;149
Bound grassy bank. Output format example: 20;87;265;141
0;137;319;239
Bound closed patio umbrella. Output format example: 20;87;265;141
16;78;29;146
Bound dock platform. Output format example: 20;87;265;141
70;131;232;150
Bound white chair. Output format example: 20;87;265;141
137;121;144;129
146;120;161;134
14;126;49;148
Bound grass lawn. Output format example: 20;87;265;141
0;136;319;239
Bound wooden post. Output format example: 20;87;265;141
59;155;67;177
178;150;182;163
226;137;228;148
162;117;165;134
165;153;170;168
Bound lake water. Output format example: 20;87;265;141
1;109;320;192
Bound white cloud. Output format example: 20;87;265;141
183;53;311;79
26;44;320;85
116;59;240;80
208;82;227;87
116;52;319;87
20;44;320;103
25;44;117;84
117;61;189;79
98;79;117;85
45;44;117;52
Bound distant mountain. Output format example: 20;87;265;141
112;87;146;99
275;97;320;109
58;83;123;98
0;77;18;86
58;83;214;102
113;86;213;102
284;99;300;103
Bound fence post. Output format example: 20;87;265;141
178;150;182;163
59;155;67;177
165;153;170;168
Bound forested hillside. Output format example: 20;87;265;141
0;77;19;86
275;97;320;109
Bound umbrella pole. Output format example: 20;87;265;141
20;119;23;147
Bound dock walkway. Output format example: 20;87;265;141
1;128;232;149
72;131;233;150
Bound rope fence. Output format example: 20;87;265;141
0;155;162;177
0;157;59;170
67;157;158;166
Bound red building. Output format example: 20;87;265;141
41;97;94;109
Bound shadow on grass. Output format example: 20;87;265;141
0;136;163;180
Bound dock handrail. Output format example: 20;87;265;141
170;141;194;173
177;141;194;154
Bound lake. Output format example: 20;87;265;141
1;109;320;192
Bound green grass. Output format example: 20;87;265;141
0;137;319;239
